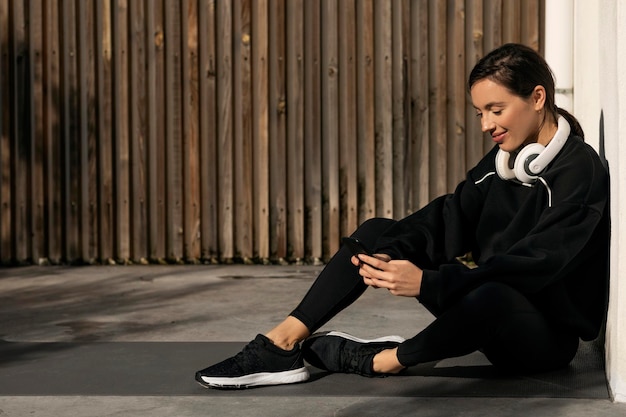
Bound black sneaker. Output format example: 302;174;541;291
195;334;310;389
302;331;405;377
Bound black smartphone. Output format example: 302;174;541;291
341;236;373;257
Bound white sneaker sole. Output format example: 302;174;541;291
197;366;310;389
312;331;405;344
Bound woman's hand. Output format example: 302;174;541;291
351;254;423;297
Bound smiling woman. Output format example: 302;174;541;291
194;43;610;390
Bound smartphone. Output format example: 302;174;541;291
341;237;373;257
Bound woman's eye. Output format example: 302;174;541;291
475;112;482;118
493;110;502;115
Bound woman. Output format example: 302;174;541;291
195;43;609;389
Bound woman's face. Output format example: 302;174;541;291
470;78;545;153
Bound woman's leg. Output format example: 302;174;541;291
266;218;396;350
395;282;579;373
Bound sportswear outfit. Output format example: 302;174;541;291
197;133;609;387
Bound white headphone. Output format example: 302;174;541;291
495;115;570;184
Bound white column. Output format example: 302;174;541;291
544;0;574;112
599;0;626;404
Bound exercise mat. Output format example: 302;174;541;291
0;340;608;398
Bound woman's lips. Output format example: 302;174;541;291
492;132;506;144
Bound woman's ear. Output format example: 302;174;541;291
532;85;547;111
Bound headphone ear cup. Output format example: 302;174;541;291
495;149;516;180
514;143;545;184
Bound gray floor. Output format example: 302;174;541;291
1;265;625;417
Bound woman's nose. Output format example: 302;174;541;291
481;116;494;132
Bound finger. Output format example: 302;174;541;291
358;254;388;270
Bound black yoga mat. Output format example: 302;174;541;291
0;340;608;398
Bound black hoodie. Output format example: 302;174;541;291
375;134;609;341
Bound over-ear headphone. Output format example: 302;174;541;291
495;116;570;184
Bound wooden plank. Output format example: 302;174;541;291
216;0;233;260
182;0;201;261
78;0;99;263
339;0;358;235
286;0;305;261
446;0;466;192
198;0;218;262
268;0;287;262
61;0;82;263
356;0;376;222
12;0;30;263
145;0;166;262
482;0;501;155
43;0;63;263
428;0;447;199
0;0;13;263
129;0;148;262
410;0;430;209
321;0;340;257
304;0;322;262
112;0;131;262
164;0;184;261
232;0;253;262
465;0;485;169
95;0;114;263
521;0;541;50
251;0;270;262
29;0;46;263
374;0;393;217
502;0;521;44
392;0;408;217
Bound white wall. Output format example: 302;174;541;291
601;0;626;402
551;0;626;403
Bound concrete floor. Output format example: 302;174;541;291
1;264;625;417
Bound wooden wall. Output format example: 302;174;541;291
0;0;544;265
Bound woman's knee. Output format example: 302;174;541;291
351;218;396;245
459;282;532;319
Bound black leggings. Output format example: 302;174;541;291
290;218;579;373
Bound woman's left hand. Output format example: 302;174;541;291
356;254;423;297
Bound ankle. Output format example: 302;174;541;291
265;317;310;351
372;348;405;374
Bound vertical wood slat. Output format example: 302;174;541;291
44;0;63;263
0;1;11;264
146;0;166;262
198;0;218;261
129;0;148;262
78;0;98;263
392;0;408;217
268;0;287;261
96;0;114;263
428;0;448;199
164;0;183;261
339;0;358;237
182;0;201;261
12;0;29;263
410;0;430;209
447;0;466;192
112;0;130;261
29;0;45;263
374;0;393;218
216;0;234;260
321;0;340;256
252;0;270;261
465;0;484;170
304;0;322;262
233;0;253;261
356;0;376;223
0;0;546;265
286;0;305;260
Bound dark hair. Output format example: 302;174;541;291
468;43;584;139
